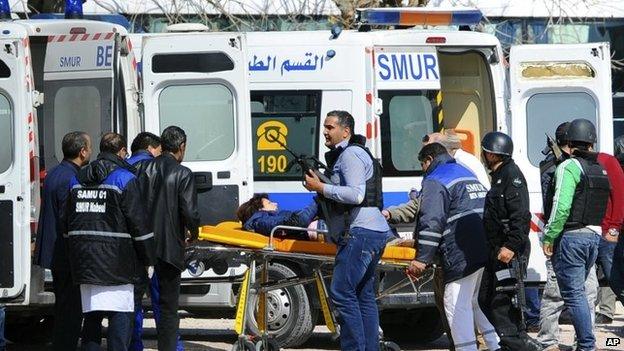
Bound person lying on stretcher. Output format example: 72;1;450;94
236;193;322;240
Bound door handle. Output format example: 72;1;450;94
193;172;213;192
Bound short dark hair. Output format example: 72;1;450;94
161;126;187;153
418;142;447;162
62;131;89;159
236;193;269;224
131;132;161;154
327;110;355;134
569;140;591;151
100;132;127;154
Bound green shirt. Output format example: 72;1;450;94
543;158;583;244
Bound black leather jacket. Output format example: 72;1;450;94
141;153;200;270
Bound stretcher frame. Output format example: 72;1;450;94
187;225;434;351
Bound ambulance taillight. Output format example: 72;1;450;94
426;37;447;44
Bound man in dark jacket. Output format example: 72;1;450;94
33;131;91;351
127;132;184;351
141;126;200;351
408;143;499;351
478;132;541;351
63;132;156;350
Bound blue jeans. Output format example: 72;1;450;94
597;238;616;281
130;272;183;351
524;288;541;327
330;227;389;351
0;305;5;351
552;230;600;351
82;311;133;351
611;236;624;303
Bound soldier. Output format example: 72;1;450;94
478;132;542;351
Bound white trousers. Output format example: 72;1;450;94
444;267;500;351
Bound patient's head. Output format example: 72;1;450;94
236;193;278;224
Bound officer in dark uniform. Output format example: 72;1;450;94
477;132;542;351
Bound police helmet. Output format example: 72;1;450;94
555;122;570;145
481;131;513;156
566;118;597;144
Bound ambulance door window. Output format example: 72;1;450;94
0;93;12;174
43;79;112;168
526;92;597;166
159;84;235;161
250;90;321;180
379;90;439;176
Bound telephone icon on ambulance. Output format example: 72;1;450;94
257;120;288;151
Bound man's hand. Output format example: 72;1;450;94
604;228;619;243
381;209;391;220
147;266;154;279
542;242;553;257
304;170;324;193
497;247;515;264
185;230;199;245
407;260;427;278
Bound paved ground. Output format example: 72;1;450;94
7;305;624;350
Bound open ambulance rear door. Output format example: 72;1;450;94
509;43;613;282
38;23;123;170
0;25;32;302
141;33;253;225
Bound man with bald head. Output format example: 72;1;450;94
424;130;490;188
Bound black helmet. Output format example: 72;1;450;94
555;122;570;145
566;118;596;144
481;131;513;156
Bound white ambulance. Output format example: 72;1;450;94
0;15;140;339
241;7;612;342
0;4;253;343
130;7;614;346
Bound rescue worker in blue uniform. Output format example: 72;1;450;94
34;131;92;351
304;110;391;351
407;142;500;351
63;132;156;351
477;132;542;351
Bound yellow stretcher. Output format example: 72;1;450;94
188;222;429;351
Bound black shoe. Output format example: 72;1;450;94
522;337;543;351
595;313;613;324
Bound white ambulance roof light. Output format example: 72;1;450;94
0;0;11;20
65;0;84;19
356;7;482;27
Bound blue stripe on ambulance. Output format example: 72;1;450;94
266;192;410;211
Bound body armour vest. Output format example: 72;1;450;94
565;155;610;230
324;142;383;210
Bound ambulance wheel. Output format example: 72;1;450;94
230;340;256;351
246;262;315;348
254;339;280;351
380;341;401;351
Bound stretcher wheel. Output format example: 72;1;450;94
380;340;401;351
231;340;255;351
254;339;280;351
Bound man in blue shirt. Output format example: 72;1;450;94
305;110;390;351
34;131;92;351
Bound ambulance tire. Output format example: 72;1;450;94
245;262;315;348
380;308;444;343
